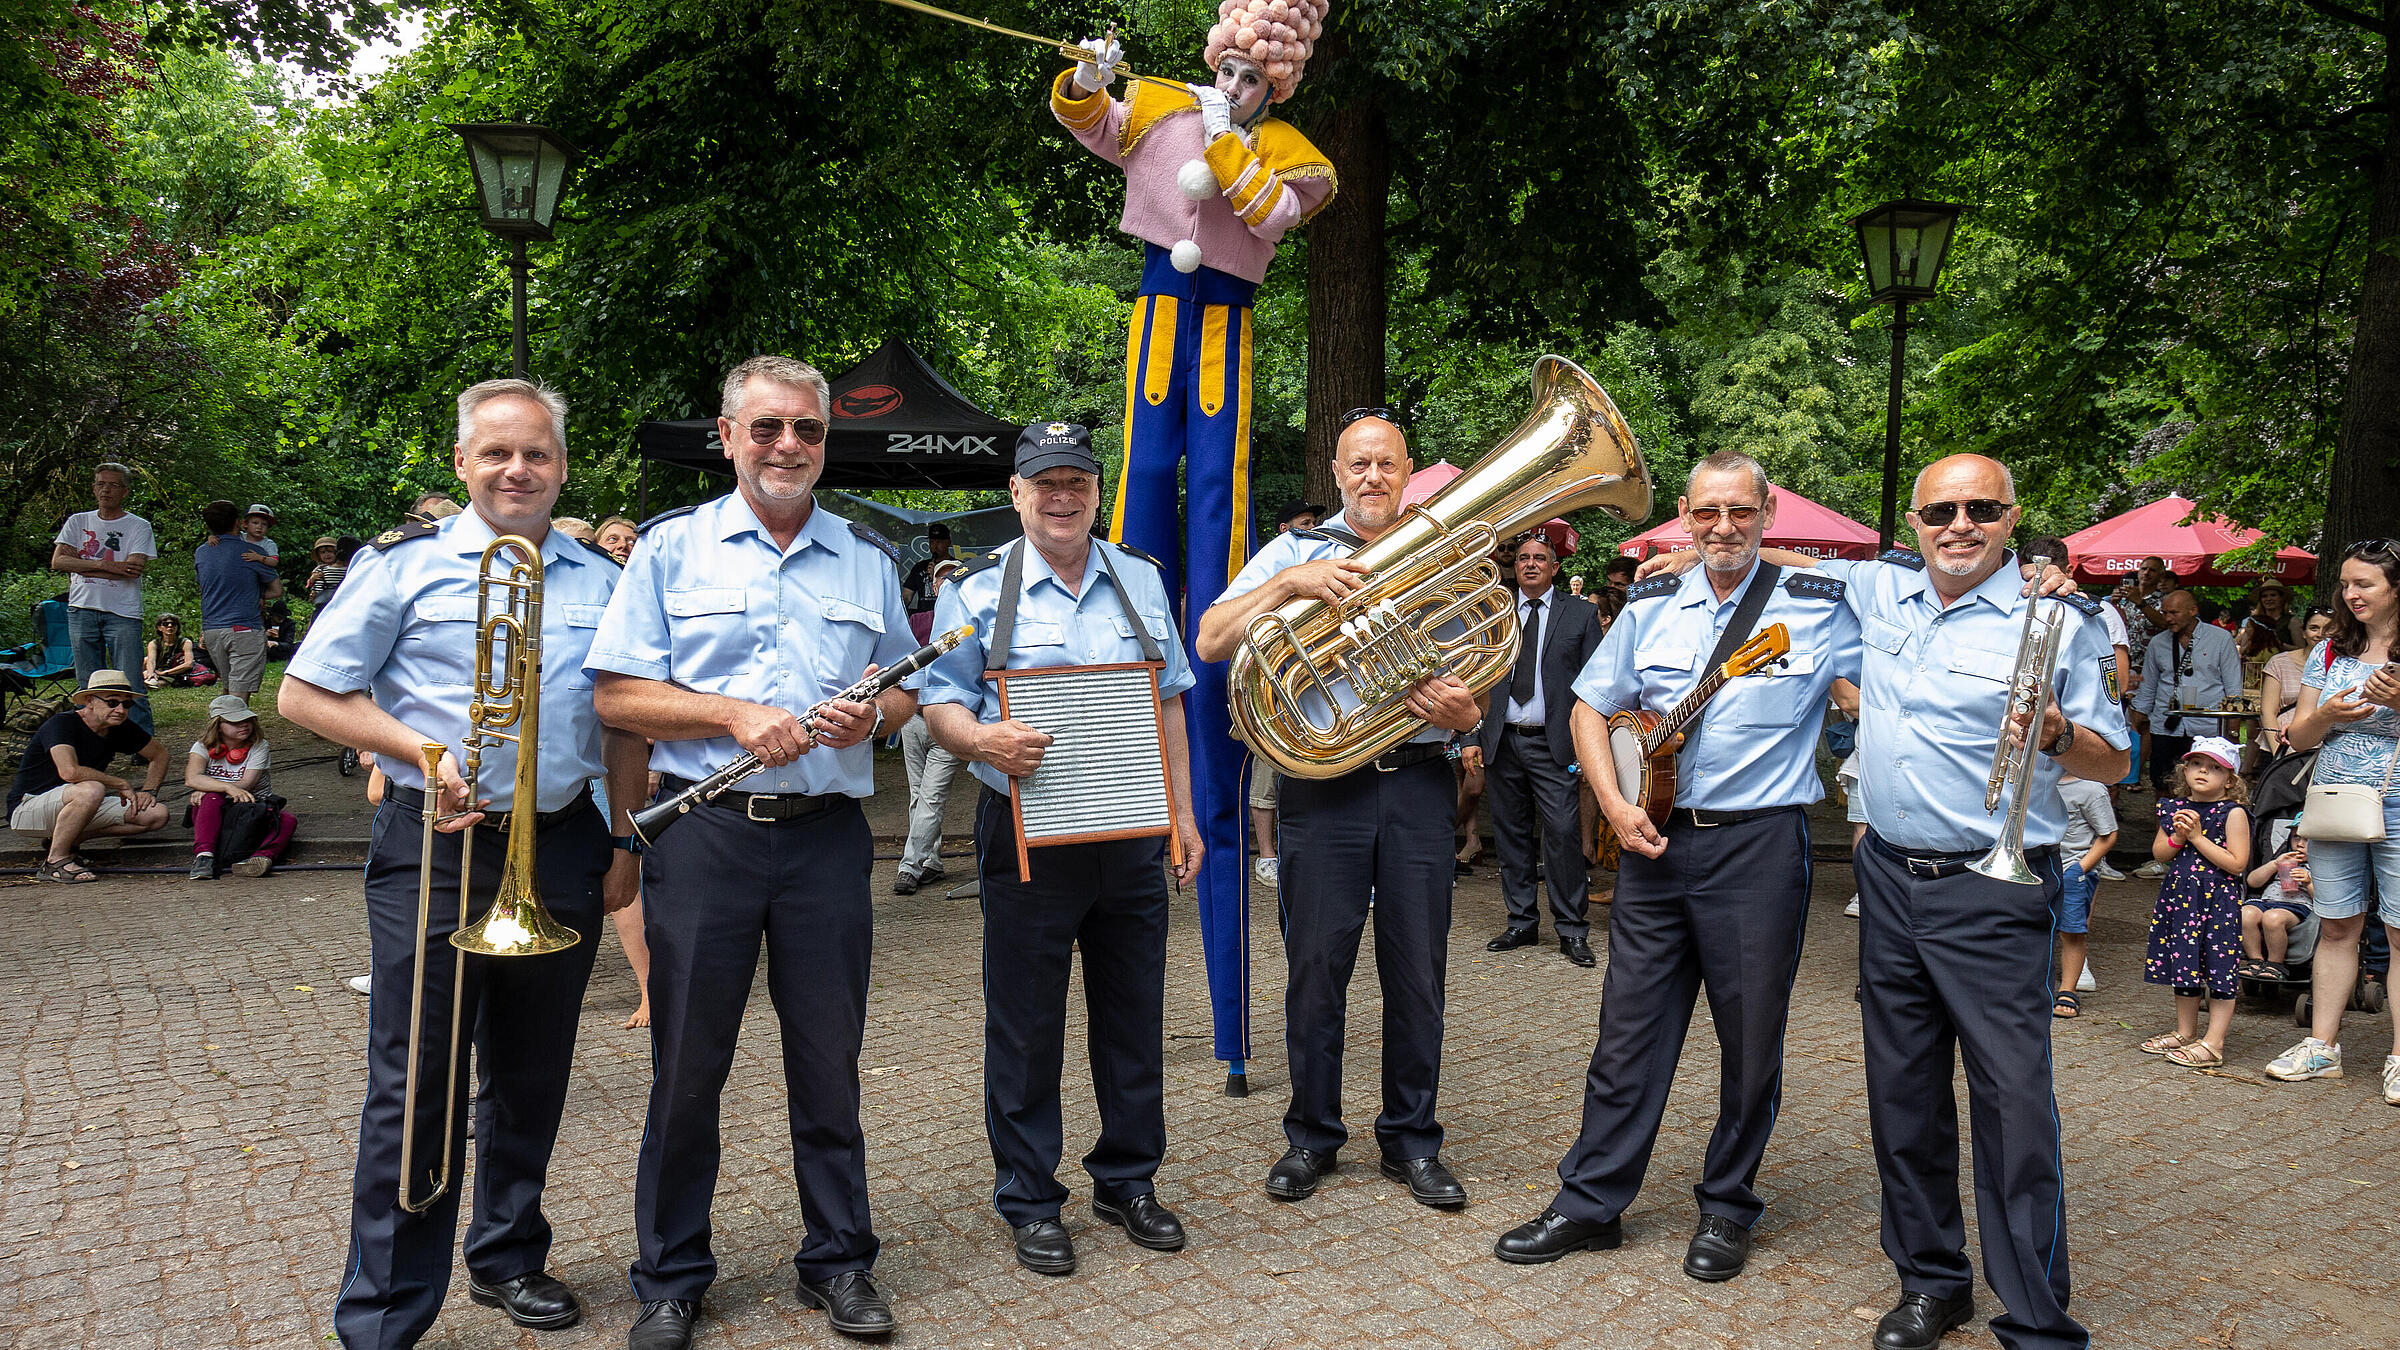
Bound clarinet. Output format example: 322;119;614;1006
628;624;973;846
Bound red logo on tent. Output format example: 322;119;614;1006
837;385;904;419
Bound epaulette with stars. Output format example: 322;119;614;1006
368;518;439;551
1624;574;1680;604
1784;572;1846;601
639;504;698;533
957;547;1008;579
1106;539;1166;575
2053;591;2104;617
1877;547;1926;570
848;520;902;567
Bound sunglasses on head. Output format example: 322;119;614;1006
742;416;829;446
2347;537;2400;562
1338;405;1398;430
1911;498;2013;527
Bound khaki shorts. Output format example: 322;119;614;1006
204;627;269;695
1249;761;1280;811
9;784;129;834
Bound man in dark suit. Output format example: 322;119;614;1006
1478;533;1606;966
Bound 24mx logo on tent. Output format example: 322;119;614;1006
885;434;998;456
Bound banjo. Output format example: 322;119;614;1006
1606;624;1791;824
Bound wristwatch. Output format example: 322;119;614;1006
611;834;642;855
869;705;888;739
2040;720;2077;758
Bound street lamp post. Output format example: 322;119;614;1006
1850;198;1964;550
448;123;579;380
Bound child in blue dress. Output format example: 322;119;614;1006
2140;737;2253;1068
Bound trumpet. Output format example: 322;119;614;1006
628;625;975;847
395;535;577;1213
1969;550;2068;885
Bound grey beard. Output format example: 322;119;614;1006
1702;545;1759;573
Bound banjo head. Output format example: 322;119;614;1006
1606;715;1653;805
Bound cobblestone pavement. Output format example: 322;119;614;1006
4;851;2396;1350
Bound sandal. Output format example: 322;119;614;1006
2053;991;2081;1019
2141;1030;2196;1055
2260;961;2290;981
34;858;97;884
2236;959;2271;980
2166;1040;2224;1068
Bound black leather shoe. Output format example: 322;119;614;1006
1682;1213;1751;1281
467;1271;581;1329
626;1299;697;1350
1264;1147;1337;1199
1492;1207;1623;1264
1010;1217;1076;1275
1093;1192;1186;1251
1559;935;1596;968
1379;1154;1467;1208
1873;1291;1974;1350
1486;926;1539;952
796;1269;897;1338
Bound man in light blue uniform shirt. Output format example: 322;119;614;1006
585;355;917;1349
1196;411;1485;1212
2128;586;2245;790
281;378;647;1349
1494;453;1860;1284
1751;455;2125;1350
912;421;1202;1278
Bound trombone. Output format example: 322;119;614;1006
396;534;580;1215
1969;550;2068;885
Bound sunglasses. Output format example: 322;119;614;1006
1911;498;2012;527
91;695;133;707
2347;537;2400;561
742;416;829;446
1686;505;1762;526
1338;406;1399;430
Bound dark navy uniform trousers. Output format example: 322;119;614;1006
1857;833;2087;1350
335;790;606;1350
1551;806;1811;1229
1278;755;1454;1160
630;796;879;1302
974;787;1170;1226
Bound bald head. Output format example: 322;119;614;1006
1911;454;2014;507
1333;418;1413;537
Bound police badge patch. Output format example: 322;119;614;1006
2101;651;2121;702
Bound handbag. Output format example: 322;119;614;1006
2298;744;2396;843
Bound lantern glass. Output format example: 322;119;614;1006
1850;199;1964;305
449;124;578;239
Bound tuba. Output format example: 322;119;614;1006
1230;355;1653;778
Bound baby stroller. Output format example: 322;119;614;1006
2236;748;2390;1020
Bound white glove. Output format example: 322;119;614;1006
1072;36;1124;94
1191;83;1234;139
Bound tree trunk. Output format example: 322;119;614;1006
2326;20;2400;560
1303;95;1388;513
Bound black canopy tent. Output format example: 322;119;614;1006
634;338;1018;513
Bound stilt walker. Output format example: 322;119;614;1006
1049;2;1337;1092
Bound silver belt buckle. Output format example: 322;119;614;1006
1374;755;1398;773
745;793;778;823
1686;808;1719;830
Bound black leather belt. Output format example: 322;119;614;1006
1663;804;1798;830
660;775;843;824
1371;742;1450;773
388;783;592;832
1505;723;1545;735
1871;833;2054;879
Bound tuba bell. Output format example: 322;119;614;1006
1230;355;1652;778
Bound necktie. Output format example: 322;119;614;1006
1511;597;1543;706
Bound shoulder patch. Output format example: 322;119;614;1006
2054;591;2104;617
1784;573;1846;601
848;520;902;567
369;519;438;551
575;535;622;568
1877;548;1926;570
638;504;698;534
1109;540;1165;574
1624;575;1680;604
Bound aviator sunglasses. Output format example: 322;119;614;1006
742;416;829;446
1911;498;2012;527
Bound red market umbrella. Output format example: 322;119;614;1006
1617;485;1879;561
1403;462;1579;555
2062;495;2315;586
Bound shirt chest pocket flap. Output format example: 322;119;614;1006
664;587;744;620
406;597;478;685
1863;616;1910;655
1011;621;1066;650
1949;645;2017;684
820;596;885;633
1635;644;1695;673
1112;611;1173;646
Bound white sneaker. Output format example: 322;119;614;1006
1253;857;1279;888
1843;895;1861;918
2265;1037;2343;1081
346;975;372;996
2134;861;2168;879
2077;963;2097;993
2093;862;2127;882
2383;1055;2400;1106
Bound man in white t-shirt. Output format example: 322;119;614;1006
50;462;156;733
